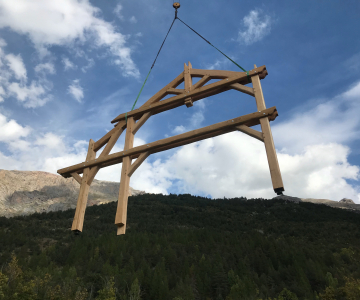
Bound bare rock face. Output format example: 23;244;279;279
339;198;355;204
0;169;145;217
272;195;302;203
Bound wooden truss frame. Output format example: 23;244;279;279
58;62;285;235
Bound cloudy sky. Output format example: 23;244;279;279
0;0;360;202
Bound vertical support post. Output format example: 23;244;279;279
115;117;135;235
184;62;193;92
252;65;284;195
71;139;96;232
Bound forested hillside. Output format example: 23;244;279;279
1;194;360;299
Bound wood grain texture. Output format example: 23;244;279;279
115;117;135;235
236;125;264;142
87;124;125;186
128;151;150;177
132;112;152;135
58;107;278;177
230;83;255;97
70;172;82;184
110;70;263;124
184;62;193;92
251;67;284;191
71;139;96;232
111;72;184;123
192;75;211;90
94;121;126;152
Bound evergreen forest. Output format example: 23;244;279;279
1;193;360;300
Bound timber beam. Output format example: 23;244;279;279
58;106;278;178
111;66;267;124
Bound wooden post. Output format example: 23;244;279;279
115;117;135;235
184;62;192;92
71;139;96;232
252;64;284;194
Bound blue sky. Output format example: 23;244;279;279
0;0;360;202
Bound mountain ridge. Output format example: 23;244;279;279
0;169;144;217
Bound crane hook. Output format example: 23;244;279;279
173;2;180;18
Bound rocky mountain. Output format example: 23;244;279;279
1;169;359;217
0;169;145;217
273;194;360;212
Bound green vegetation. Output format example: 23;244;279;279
1;193;360;299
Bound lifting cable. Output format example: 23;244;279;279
125;2;250;123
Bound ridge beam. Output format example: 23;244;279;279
111;68;266;124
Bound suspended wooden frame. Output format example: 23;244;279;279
57;62;285;235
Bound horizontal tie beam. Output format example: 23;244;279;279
58;106;277;178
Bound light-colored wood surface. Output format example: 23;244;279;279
166;88;185;95
140;72;184;107
111;70;262;124
128;151;150;177
185;97;193;108
184;62;193;92
71;139;96;232
58;107;278;177
192;75;211;90
70;172;82;184
94;121;126;152
191;65;267;80
132;112;152;135
260;117;284;190
230;83;255;97
236;125;264;142
111;72;185;123
115;117;135;235
87;124;125;186
252;64;266;111
251;67;284;191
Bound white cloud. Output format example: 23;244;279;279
35;132;65;150
114;4;123;20
81;58;94;73
345;52;360;71
171;101;206;135
238;9;271;45
273;81;360;154
0;86;5;102
0;0;139;77
129;16;137;24
68;79;84;103
5;54;27;81
62;57;77;71
34;62;55;74
0;113;87;173
207;59;227;70
8;81;51;108
0;113;31;142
